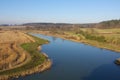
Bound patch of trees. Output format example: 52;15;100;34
0;28;2;30
95;19;120;28
21;19;120;30
23;23;83;31
75;29;120;45
0;24;9;26
75;29;106;42
106;37;120;45
84;34;106;42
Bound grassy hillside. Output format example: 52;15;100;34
95;19;120;28
0;31;50;79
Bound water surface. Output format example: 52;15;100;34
19;34;120;80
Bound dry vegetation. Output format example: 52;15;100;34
34;28;120;52
0;30;52;80
0;31;35;71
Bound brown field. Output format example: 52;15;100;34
0;31;35;72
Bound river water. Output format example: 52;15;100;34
19;34;120;80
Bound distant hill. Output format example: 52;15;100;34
1;19;120;30
23;23;72;26
23;23;96;28
23;19;120;29
95;19;120;28
22;23;76;31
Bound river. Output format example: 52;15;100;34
18;33;120;80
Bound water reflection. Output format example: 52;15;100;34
51;37;57;42
82;64;120;80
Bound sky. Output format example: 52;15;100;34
0;0;120;24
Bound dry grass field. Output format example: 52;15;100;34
0;30;51;79
0;31;35;71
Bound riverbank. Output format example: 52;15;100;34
19;31;120;80
31;30;120;53
0;59;52;80
0;31;52;80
